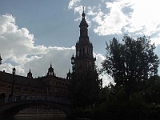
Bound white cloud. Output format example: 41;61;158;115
95;53;105;69
123;0;160;46
0;14;72;78
95;0;160;45
87;6;97;16
67;0;160;86
68;0;81;9
124;1;160;34
95;53;114;87
0;14;15;34
23;46;75;78
92;1;130;36
73;5;83;22
68;0;160;46
0;15;47;61
0;14;110;86
99;73;114;87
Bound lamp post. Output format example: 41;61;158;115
46;86;48;101
11;68;16;97
0;54;2;65
71;55;75;73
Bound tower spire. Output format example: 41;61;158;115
82;6;85;18
79;6;88;27
0;54;2;65
79;7;88;39
72;8;96;74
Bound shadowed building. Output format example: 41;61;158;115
0;65;70;99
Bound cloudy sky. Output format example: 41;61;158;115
0;0;160;86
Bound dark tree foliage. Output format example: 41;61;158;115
102;35;159;99
69;68;101;109
144;75;160;104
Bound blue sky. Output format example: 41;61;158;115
0;0;160;86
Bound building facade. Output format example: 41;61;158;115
0;65;70;99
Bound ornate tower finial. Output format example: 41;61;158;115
0;54;2;65
83;6;84;13
82;6;85;18
50;62;52;67
47;63;54;76
27;69;33;78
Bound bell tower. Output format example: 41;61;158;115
71;8;96;74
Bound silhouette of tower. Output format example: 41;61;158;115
71;8;96;74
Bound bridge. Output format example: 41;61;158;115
0;95;71;118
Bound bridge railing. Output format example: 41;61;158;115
0;95;71;105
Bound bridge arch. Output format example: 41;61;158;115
0;96;71;118
2;101;71;117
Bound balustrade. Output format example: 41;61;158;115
0;95;71;105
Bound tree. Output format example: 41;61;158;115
69;68;101;109
101;35;159;100
143;75;160;104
